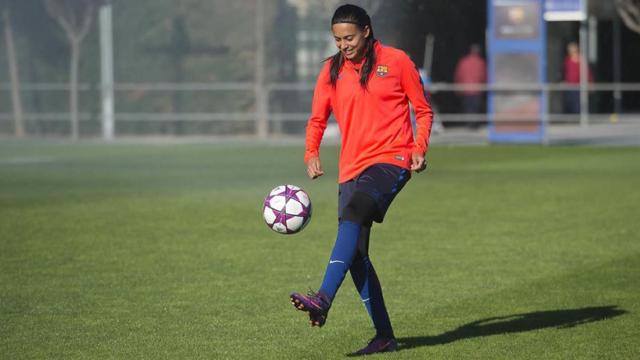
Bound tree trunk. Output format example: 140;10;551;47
3;9;24;138
255;0;268;139
44;0;96;141
69;38;80;140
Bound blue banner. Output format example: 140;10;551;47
488;0;546;143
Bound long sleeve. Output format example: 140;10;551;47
304;63;332;163
399;54;433;155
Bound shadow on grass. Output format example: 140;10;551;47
398;305;627;351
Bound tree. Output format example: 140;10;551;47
44;0;102;140
616;0;640;34
1;1;24;137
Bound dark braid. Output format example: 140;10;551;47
358;38;376;87
329;52;344;86
326;4;376;88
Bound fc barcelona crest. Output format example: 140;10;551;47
376;65;389;77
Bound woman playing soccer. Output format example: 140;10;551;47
290;4;433;356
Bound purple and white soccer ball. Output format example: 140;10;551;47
263;185;312;234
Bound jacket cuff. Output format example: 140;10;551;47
304;150;319;163
412;144;427;156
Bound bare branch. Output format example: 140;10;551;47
45;0;99;43
76;0;96;42
616;0;640;34
44;0;75;40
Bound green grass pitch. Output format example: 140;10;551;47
1;142;639;359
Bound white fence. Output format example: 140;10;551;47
1;82;640;139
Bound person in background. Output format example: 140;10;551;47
563;42;593;114
454;44;487;129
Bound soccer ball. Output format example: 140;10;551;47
263;185;312;234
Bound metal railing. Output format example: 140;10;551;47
1;82;639;138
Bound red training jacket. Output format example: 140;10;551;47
454;54;487;96
564;56;593;84
305;41;433;183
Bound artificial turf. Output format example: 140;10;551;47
1;142;638;359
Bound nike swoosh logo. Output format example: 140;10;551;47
329;260;345;264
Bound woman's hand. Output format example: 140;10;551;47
410;153;427;173
306;157;325;179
